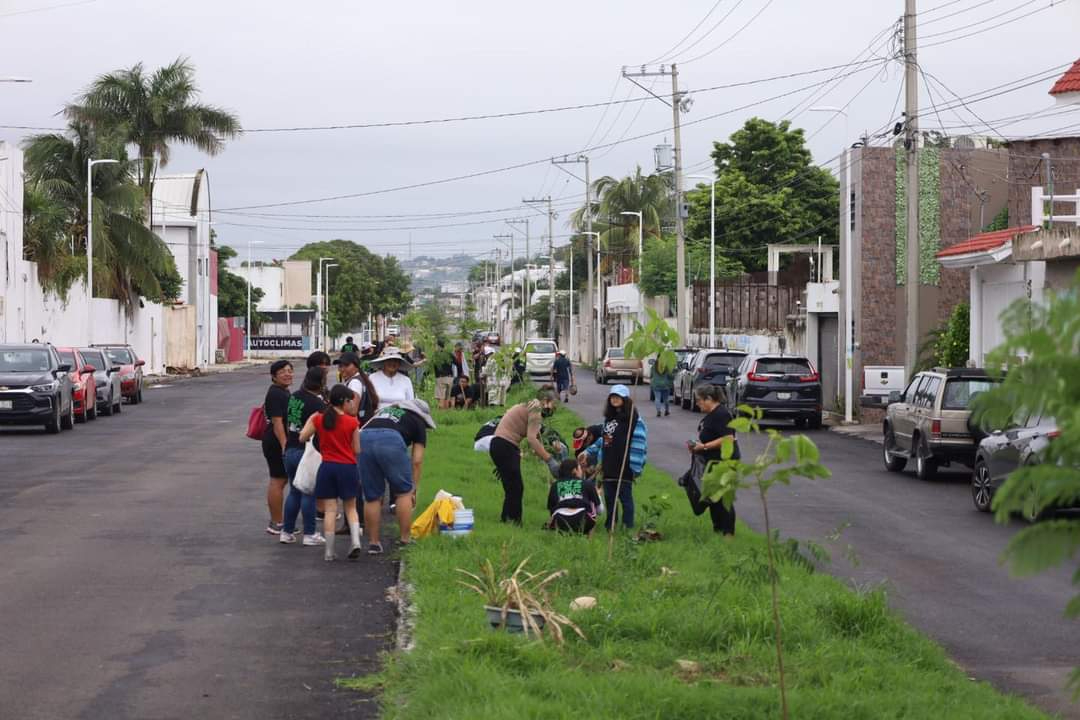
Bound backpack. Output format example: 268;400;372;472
474;416;502;442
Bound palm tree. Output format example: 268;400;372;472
571;167;670;276
66;57;241;222
22;123;179;308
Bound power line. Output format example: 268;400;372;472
922;0;1045;39
659;0;748;62
922;0;1068;48
645;0;727;64
680;0;779;65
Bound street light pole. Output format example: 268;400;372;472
324;263;339;350
688;174;718;347
86;158;119;345
507;218;530;344
316;257;333;350
582;231;601;360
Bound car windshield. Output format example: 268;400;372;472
105;347;132;364
81;351;104;369
704;353;743;369
0;349;51;372
755;358;812;374
608;349;625;359
527;342;556;354
57;350;76;367
942;378;999;410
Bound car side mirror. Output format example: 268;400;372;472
110;365;121;374
888;391;902;405
82;365;96;374
135;359;145;367
56;363;71;373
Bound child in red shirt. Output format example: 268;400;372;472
300;384;361;561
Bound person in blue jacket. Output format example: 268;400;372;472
578;384;647;530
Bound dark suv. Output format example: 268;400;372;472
728;354;823;429
675;350;747;411
0;343;75;433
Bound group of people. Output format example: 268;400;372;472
488;380;740;537
260;345;434;561
433;339;522;410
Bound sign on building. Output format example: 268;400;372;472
250;335;303;351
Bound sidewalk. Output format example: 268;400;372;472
827;421;883;444
145;359;266;386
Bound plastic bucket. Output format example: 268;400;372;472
454;509;475;531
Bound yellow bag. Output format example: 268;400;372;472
411;496;457;539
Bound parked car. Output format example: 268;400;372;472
595;347;642;385
79;347;123;416
56;346;98;422
0;343;75;433
647;346;695;385
94;343;145;404
972;413;1059;513
675;349;748;411
728;354;823;429
882;367;1000;480
523;338;558;377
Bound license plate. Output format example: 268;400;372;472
777;392;791;400
0;400;11;409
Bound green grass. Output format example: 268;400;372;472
348;387;1046;719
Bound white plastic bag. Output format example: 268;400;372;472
293;441;322;495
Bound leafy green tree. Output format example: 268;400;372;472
66;57;240;220
214;242;263;318
22;123;180;306
975;273;1080;693
640;236;743;302
687;118;839;272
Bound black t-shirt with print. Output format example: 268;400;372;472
547;477;601;514
263;384;291;441
600;411;635;481
286;389;325;450
363;406;428;447
698;405;738;462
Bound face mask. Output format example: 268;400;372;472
541;406;554;418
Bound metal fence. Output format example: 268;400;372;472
691;280;800;332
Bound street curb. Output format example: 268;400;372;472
828;424;884;445
389;558;416;653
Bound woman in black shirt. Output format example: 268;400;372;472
280;367;327;546
689;384;739;535
262;360;294;535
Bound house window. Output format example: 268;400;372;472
850;189;856;232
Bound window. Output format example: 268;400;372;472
81;351;105;369
942;379;998;411
104;347;132;364
0;349;52;372
919;377;942;409
755;358;812;375
525;342;556;354
608;348;624;359
904;375;925;405
57;350;75;367
703;353;745;370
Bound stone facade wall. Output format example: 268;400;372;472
1008;137;1080;226
857;147;899;369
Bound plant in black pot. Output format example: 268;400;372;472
456;555;585;644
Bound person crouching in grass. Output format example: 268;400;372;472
300;384;363;561
545;459;602;535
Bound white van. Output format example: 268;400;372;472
523;338;558;377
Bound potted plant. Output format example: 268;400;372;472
456;555;585;644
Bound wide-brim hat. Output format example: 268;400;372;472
370;347;414;369
395;398;437;429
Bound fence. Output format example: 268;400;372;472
691;280;801;332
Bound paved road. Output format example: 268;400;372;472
0;368;396;720
569;372;1079;718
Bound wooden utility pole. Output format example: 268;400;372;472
903;0;920;375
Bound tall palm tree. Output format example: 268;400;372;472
571;167;670;276
23;123;178;307
66;57;241;222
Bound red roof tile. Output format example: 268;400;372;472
936;225;1038;258
1050;59;1080;96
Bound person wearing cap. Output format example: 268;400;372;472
335;351;379;421
551;350;574;403
579;384;648;530
359;399;436;553
360;341;377;361
369;347;415;409
340;336;359;354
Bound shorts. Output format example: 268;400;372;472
555;377;571;392
435;376;453;401
262;434;286;478
315;461;361;500
359;428;414;502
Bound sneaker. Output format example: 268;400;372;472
657;410;661;417
367;542;384;555
396;538;413;548
348;544;363;560
303;533;326;546
324;553;337;562
266;522;283;535
665;410;670;416
279;531;297;544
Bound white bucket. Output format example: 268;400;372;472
454;509;475;531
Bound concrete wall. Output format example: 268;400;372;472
165;305;197;369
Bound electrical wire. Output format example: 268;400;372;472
922;0;1044;39
645;0;727;64
680;0;778;65
658;0;747;62
922;0;1068;48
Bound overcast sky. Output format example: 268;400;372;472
2;0;1078;263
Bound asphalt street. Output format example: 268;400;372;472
0;367;397;720
569;371;1080;718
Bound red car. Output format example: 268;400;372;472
94;344;145;404
56;346;98;422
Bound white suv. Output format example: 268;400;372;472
523;338;558;377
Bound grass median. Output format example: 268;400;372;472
347;386;1045;719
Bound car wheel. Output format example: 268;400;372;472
136;387;143;404
101;392;114;416
794;417;808;429
882;426;907;472
807;415;822;430
76;397;87;424
45;402;62;434
61;397;75;430
681;395;691;410
972;461;993;512
914;438;937;480
87;396;97;421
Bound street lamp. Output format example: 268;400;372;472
86;158;119;344
316;257;333;350
810;106;854;424
619;211;644;283
324;263;340;350
245;239;265;360
507;218;530;344
582;231;602;359
688;174;718;348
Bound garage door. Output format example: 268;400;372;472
980;280;1027;364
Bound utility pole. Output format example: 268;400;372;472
903;0;920;377
507;218;530;342
623;63;689;340
494;233;514;341
524;196;555;339
552;154;593;363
